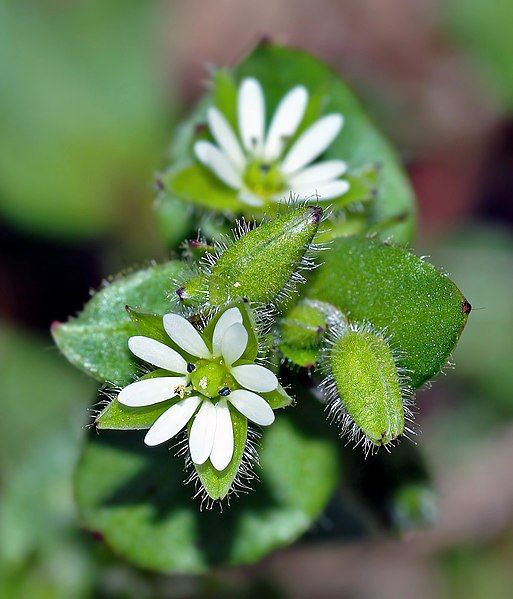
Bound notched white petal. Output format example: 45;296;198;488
229;389;275;426
189;400;216;465
207;107;246;169
238;78;265;154
281;114;344;175
212;307;243;357
264;85;308;160
128;336;188;374
194;140;242;189
163;313;211;359
209;400;234;471
221;322;248;366
118;376;186;407
238;190;264;206
288;159;347;187
144;395;201;446
231;364;278;393
293;179;350;201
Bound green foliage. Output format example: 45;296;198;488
75;404;340;573
0;325;95;595
0;0;168;239
52;261;189;386
446;0;513;110
307;236;469;388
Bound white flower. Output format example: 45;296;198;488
194;77;349;206
118;307;278;471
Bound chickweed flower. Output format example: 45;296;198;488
118;307;278;471
194;77;349;206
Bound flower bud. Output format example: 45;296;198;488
208;206;322;306
323;324;409;449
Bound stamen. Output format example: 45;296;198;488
187;363;196;373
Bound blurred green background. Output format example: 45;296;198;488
1;0;513;597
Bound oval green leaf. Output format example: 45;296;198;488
52;261;188;386
307;236;470;388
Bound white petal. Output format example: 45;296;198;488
189;400;216;465
128;336;188;374
118;376;187;407
221;322;248;366
207;107;246;169
212;307;243;357
231;364;278;393
264;86;308;160
209;400;234;471
288;160;347;187
238;78;265;154
281;114;344;175
163;313;211;359
144;395;201;446
238;190;264;206
194;141;242;189
292;179;350;201
229;390;275;426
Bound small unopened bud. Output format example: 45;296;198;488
208;206;322;306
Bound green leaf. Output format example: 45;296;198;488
96;371;181;431
193;406;248;501
52;261;188;386
75;402;340;572
307;236;470;388
154;192;193;249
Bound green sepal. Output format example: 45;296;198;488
212;69;238;130
280;345;319;369
281;301;327;349
332;163;380;210
202;300;259;362
126;307;169;345
162;164;242;213
52;261;188;386
307;236;470;388
261;384;294;410
96;370;181;431
207;205;321;307
192;406;248;501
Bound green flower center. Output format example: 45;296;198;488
189;359;235;400
243;159;285;199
